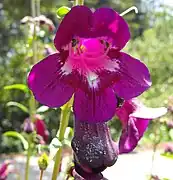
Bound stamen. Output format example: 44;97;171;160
69;43;72;56
120;6;138;16
104;46;110;55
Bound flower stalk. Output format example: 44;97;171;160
75;0;84;5
25;136;32;180
51;100;72;180
39;170;44;180
24;1;39;179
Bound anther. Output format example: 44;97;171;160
72;38;79;47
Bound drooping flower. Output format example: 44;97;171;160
0;161;13;180
34;114;49;142
28;6;151;123
23;115;49;143
23;118;35;134
115;99;167;153
71;120;118;177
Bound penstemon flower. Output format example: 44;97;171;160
28;6;151;123
115;99;167;153
71;99;167;179
23;115;49;143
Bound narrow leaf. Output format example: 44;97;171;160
6;101;29;113
64;127;74;139
49;137;62;160
3;131;29;150
4;84;29;94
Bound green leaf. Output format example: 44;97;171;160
6;101;29;113
49;137;62;160
3;131;29;150
50;137;62;149
161;152;173;159
36;106;49;113
4;84;29;94
64;127;74;139
56;6;70;19
169;129;173;140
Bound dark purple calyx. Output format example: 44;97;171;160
71;121;118;174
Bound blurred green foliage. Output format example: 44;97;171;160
0;0;172;153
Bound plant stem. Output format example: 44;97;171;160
29;93;37;122
31;0;37;64
51;101;71;180
150;143;158;179
25;137;31;180
39;170;44;180
36;0;40;17
150;121;160;179
75;0;84;5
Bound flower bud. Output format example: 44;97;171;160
38;153;49;171
23;118;35;134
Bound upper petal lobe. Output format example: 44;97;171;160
93;8;130;50
54;6;130;51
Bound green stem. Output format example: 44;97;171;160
75;0;84;5
31;0;36;17
51;101;71;180
31;0;37;64
36;0;40;17
25;137;31;180
39;170;44;180
29;93;37;122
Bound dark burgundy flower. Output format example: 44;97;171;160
34;114;49;142
71;120;118;176
115;99;167;153
0;161;13;180
28;6;151;123
23;115;49;143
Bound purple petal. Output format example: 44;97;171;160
54;6;130;51
93;8;130;50
119;117;149;154
54;6;93;51
27;53;75;107
117;99;167;153
112;52;151;100
0;163;8;176
73;88;117;123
